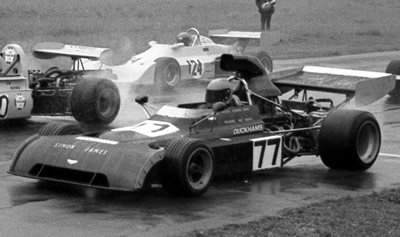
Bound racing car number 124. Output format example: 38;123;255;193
187;59;204;79
251;136;282;171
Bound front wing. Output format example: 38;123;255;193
9;135;163;192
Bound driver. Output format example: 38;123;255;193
205;78;241;108
176;32;192;46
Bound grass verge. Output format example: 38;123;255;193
187;188;400;237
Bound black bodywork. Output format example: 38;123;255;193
9;53;390;196
29;68;116;116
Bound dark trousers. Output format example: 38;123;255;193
260;12;272;30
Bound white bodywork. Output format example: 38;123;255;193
82;28;272;83
0;44;33;120
32;29;273;85
82;37;236;83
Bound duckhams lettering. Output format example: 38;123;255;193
233;124;264;135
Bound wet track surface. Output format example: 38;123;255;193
1;52;400;236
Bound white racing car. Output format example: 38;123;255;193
77;28;274;88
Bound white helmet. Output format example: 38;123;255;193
205;78;233;105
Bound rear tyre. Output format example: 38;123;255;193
256;51;273;73
154;58;181;89
385;60;400;96
43;66;62;78
70;78;120;124
39;122;83;136
161;138;214;196
319;110;380;171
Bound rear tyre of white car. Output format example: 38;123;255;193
39;122;83;136
70;78;120;125
155;58;181;89
256;51;273;73
385;60;400;97
319;109;380;171
162;138;214;196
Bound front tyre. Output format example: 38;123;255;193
71;78;120;124
256;51;273;73
385;60;400;96
154;58;181;89
319;110;380;171
162;138;214;196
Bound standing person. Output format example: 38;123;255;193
256;0;276;31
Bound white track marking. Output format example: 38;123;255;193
303;66;391;78
379;153;400;158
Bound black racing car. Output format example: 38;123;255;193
0;43;120;124
8;54;394;196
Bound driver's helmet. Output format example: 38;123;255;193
176;32;191;46
205;78;233;106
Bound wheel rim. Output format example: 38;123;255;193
164;63;180;86
97;88;118;118
356;121;380;164
186;147;213;191
260;56;272;73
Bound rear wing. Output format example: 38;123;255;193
32;42;108;60
271;66;396;106
208;29;281;48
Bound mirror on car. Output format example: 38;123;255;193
135;95;148;105
212;102;227;113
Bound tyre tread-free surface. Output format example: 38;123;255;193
162;138;214;196
385;60;400;96
319;109;381;171
71;78;120;124
154;58;181;89
256;51;273;73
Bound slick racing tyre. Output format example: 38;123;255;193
256;51;273;73
39;122;83;136
162;138;214;196
154;58;181;89
385;60;400;97
71;78;120;124
319;109;381;171
43;66;62;78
